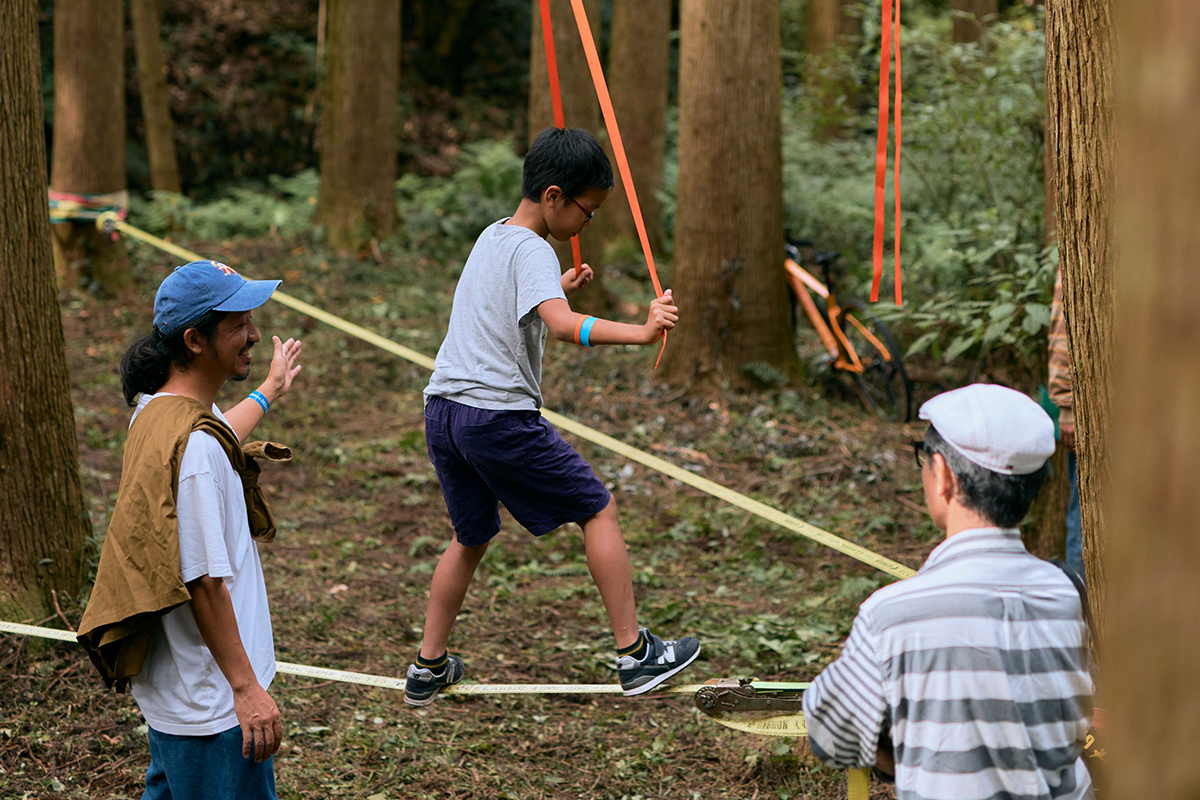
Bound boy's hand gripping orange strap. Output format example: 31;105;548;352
871;0;903;305
537;0;585;276
567;0;668;367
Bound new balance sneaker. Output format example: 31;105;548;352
404;654;465;706
617;628;701;696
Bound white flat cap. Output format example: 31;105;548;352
919;384;1056;475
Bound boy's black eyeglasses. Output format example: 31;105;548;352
910;440;928;469
569;197;596;223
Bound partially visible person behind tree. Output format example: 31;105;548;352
1048;268;1084;580
77;261;302;800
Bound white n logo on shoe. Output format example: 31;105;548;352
657;644;675;665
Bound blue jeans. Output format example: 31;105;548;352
142;725;277;800
1066;452;1085;582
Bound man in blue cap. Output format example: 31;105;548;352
78;260;302;800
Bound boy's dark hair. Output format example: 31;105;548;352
119;309;226;406
922;426;1051;528
522;127;613;201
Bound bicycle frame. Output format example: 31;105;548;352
784;258;892;373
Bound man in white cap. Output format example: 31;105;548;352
802;384;1094;799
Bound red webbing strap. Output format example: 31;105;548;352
538;0;584;275
566;0;668;366
871;0;902;305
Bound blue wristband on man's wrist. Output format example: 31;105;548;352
248;390;271;413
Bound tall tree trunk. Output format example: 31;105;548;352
599;0;670;258
805;0;862;139
663;0;796;383
527;0;610;316
50;0;129;294
951;0;998;43
1108;1;1200;793
316;0;400;251
1046;0;1115;644
1;0;90;621
130;0;182;194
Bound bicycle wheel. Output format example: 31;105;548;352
837;300;913;422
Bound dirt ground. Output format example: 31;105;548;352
0;237;941;799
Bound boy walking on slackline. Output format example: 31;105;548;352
78;261;303;800
406;127;699;705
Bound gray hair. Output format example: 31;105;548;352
922;426;1051;528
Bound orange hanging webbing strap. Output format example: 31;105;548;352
538;0;585;275
566;0;669;366
871;0;902;305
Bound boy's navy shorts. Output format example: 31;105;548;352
424;395;612;546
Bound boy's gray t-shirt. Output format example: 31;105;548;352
425;219;566;410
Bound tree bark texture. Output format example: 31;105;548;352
663;0;796;382
1107;1;1200;794
805;0;861;56
50;0;129;294
599;0;670;257
1028;445;1068;561
1030;50;1065;562
1045;0;1115;644
131;0;182;194
951;0;998;43
527;0;610;316
316;0;400;251
1;0;90;620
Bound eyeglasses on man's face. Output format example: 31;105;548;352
910;440;928;470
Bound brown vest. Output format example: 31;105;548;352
76;395;289;691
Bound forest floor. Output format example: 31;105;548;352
0;233;947;799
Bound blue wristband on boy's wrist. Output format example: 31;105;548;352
579;315;598;348
248;390;271;413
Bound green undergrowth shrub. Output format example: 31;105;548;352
130;138;524;261
782;12;1053;374
395;138;524;263
130;170;320;241
658;8;1053;375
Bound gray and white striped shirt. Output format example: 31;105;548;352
803;527;1094;800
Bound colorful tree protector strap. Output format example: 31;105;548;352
871;0;903;305
536;0;585;278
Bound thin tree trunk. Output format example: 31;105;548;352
805;0;862;139
951;0;998;43
130;0;181;194
50;0;129;294
1046;0;1115;644
1;0;89;620
600;0;670;257
527;0;610;317
316;0;400;251
1107;0;1200;793
663;0;796;383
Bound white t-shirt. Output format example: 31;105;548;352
128;393;276;736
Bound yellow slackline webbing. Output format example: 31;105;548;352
0;620;869;798
97;214;914;581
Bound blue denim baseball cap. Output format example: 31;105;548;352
153;261;281;337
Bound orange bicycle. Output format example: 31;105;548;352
785;243;912;422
